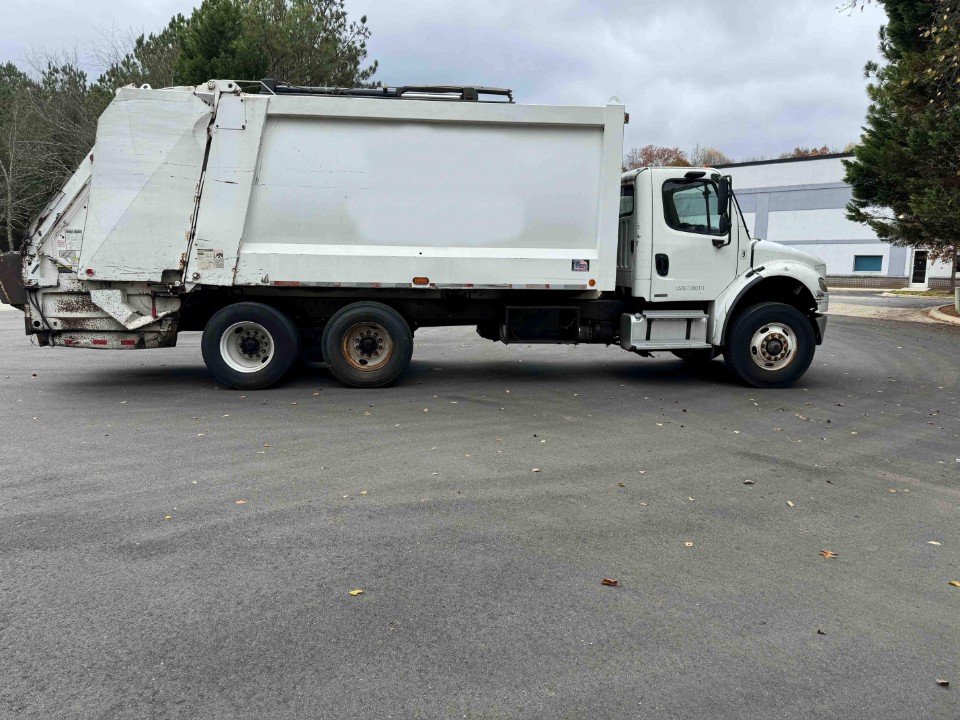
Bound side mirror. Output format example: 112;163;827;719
714;178;732;248
717;176;731;211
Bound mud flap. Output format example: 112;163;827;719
0;251;26;308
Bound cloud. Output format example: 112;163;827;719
0;0;887;160
355;0;887;159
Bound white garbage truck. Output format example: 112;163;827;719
0;79;828;389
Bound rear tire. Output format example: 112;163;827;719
321;302;413;388
201;302;300;390
724;302;815;388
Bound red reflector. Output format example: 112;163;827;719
120;339;136;346
272;280;301;287
91;339;108;345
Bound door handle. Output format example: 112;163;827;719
655;253;669;277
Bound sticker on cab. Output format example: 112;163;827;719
571;259;590;272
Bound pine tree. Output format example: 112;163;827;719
844;0;959;289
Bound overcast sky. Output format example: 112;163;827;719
0;0;887;160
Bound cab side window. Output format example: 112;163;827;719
619;184;635;217
662;180;725;236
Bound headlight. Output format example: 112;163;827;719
818;277;828;292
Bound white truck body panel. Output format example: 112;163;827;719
69;86;625;291
80;88;212;281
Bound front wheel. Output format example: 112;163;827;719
201;302;300;390
724;303;815;388
321;302;413;388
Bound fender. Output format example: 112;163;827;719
708;260;827;346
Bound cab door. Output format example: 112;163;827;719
649;169;739;302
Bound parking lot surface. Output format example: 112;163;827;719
1;310;959;719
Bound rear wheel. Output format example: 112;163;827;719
321;302;413;388
724;302;815;388
201;302;300;390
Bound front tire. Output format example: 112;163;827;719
321;302;413;388
201;302;300;390
724;302;815;388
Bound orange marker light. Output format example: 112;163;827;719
588;278;596;287
412;277;430;286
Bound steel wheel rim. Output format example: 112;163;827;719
341;322;393;371
220;321;275;373
749;323;797;371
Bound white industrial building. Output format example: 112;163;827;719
719;153;956;289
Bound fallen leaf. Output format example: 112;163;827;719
684;541;694;547
949;580;960;588
787;501;795;507
936;679;950;688
927;541;942;546
532;468;541;473
617;483;626;488
600;578;619;587
349;588;364;596
820;550;838;559
235;499;246;505
743;479;755;485
164;515;172;521
360;490;368;496
816;629;826;635
263;443;270;448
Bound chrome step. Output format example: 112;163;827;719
620;310;710;352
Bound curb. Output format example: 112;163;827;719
928;305;960;326
880;291;953;299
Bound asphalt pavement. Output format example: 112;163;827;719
1;309;959;719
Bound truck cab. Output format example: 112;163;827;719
618;168;749;301
616;167;829;385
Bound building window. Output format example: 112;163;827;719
853;255;883;272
